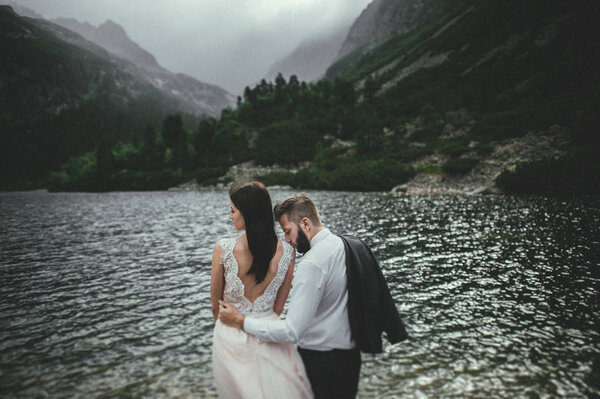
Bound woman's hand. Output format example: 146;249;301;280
218;300;245;329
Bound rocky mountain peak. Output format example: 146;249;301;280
92;19;161;71
335;0;427;61
0;4;17;17
94;19;135;50
97;19;126;35
47;15;234;117
48;17;160;72
53;17;95;38
1;2;42;19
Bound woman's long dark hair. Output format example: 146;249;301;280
229;181;277;284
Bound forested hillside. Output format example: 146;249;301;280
322;0;600;193
0;6;223;190
4;1;599;194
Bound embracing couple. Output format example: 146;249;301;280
211;181;407;399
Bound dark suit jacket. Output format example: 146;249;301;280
339;235;408;354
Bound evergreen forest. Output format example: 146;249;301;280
3;1;600;194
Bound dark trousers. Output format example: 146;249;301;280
298;347;361;399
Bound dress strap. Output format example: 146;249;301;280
280;241;294;272
216;238;235;266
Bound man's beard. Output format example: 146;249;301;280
296;226;311;254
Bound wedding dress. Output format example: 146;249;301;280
212;237;313;399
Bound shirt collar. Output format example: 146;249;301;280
310;227;330;248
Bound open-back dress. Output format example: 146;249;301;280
212;237;312;399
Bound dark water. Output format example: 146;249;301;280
1;190;599;398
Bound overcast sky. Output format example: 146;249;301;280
6;0;372;94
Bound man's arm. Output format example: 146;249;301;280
219;261;326;344
218;300;244;327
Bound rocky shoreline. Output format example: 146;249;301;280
169;125;573;194
394;126;572;194
168;161;302;191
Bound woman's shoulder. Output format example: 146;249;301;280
215;236;236;252
279;240;295;263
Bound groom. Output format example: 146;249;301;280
219;193;361;398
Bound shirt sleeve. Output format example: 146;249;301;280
244;260;326;343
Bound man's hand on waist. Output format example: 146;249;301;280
218;300;245;330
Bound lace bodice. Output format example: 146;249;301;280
217;237;294;316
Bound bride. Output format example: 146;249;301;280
210;181;313;399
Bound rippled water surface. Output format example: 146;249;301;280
1;191;599;398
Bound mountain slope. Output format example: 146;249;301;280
217;0;599;194
267;27;349;83
54;18;161;71
0;6;196;188
334;0;430;62
49;17;235;117
331;0;599;128
3;1;42;19
324;0;600;193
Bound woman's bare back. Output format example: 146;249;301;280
232;235;284;303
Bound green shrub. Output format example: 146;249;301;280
255;171;297;187
62;150;98;180
475;141;495;156
442;157;479;175
433;139;471;158
388;144;431;162
411;122;444;141
259;158;414;191
47;150;98;191
193;167;228;185
495;146;600;194
335;159;414;191
418;164;443;174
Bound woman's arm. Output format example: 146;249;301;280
210;243;225;321
273;251;295;315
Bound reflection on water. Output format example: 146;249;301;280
1;191;599;398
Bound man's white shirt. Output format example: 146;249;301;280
243;228;354;350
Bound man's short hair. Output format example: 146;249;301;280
274;193;322;226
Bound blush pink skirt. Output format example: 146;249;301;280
212;313;313;399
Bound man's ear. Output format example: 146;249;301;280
301;217;312;231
